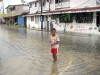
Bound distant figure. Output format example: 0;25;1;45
10;21;12;25
14;22;18;25
49;28;60;63
1;18;5;24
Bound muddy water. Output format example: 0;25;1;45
0;25;100;75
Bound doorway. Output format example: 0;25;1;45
97;12;100;31
24;17;27;27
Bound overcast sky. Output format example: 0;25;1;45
0;0;33;13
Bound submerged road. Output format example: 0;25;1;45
0;25;100;75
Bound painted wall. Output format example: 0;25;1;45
49;12;98;33
18;16;25;26
27;15;47;29
27;0;99;33
30;0;55;14
30;3;39;14
27;17;31;28
29;0;97;14
70;0;96;8
27;16;39;28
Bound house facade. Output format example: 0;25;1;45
6;4;29;27
26;0;100;33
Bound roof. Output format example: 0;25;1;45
28;0;37;4
6;4;27;9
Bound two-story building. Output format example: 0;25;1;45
6;4;29;27
26;0;100;33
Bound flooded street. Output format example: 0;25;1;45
0;25;100;75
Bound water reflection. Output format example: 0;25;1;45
0;57;3;72
18;28;27;39
50;63;58;75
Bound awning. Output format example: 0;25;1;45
4;15;18;18
22;14;35;17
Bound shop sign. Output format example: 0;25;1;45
0;14;6;17
74;26;87;32
67;25;98;33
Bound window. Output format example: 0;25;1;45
55;0;59;4
47;0;52;4
35;2;37;7
51;13;73;23
47;0;49;2
31;16;34;21
63;0;70;2
75;12;93;23
35;16;39;24
43;1;45;6
55;0;69;3
51;12;93;23
30;3;32;8
46;16;48;21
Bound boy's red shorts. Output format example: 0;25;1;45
51;48;58;54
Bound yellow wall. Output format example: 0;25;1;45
7;11;16;16
0;14;6;17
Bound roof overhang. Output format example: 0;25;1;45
36;6;100;15
22;13;35;17
23;6;100;17
28;0;37;4
6;4;27;9
6;5;15;9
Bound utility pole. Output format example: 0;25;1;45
2;0;4;14
49;0;50;11
41;0;43;30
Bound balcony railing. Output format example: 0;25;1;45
55;2;70;9
7;11;16;16
38;6;49;12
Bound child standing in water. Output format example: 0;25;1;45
50;28;60;63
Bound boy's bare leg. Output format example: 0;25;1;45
53;54;57;62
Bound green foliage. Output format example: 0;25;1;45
51;13;73;23
75;12;93;23
6;21;10;25
51;12;93;23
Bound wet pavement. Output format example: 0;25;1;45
0;25;100;75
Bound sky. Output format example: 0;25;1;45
0;0;34;13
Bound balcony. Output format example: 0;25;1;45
55;2;70;9
7;5;29;17
15;6;29;15
7;11;16;17
38;6;49;12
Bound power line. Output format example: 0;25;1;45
75;0;91;8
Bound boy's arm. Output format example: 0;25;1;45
53;36;60;45
53;41;59;45
49;36;52;45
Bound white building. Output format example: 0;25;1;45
26;0;100;33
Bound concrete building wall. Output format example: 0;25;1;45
27;0;99;33
70;0;96;8
30;2;39;14
50;12;98;33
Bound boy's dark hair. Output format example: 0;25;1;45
51;28;56;31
